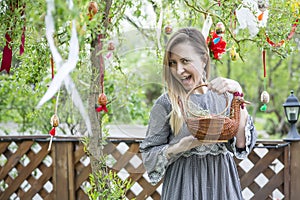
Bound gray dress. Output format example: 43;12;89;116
140;92;257;200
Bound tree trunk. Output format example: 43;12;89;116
88;34;104;185
87;1;112;197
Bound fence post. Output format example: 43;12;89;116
290;141;300;200
52;141;75;200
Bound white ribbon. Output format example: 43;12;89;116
202;15;213;39
37;0;92;136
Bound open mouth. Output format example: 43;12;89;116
181;75;192;84
182;75;191;80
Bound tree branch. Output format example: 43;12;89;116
123;15;153;39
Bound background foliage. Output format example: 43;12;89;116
0;0;300;138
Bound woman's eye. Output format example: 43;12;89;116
169;61;176;67
182;59;190;64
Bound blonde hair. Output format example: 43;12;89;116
163;28;211;135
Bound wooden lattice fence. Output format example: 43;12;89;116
0;136;299;200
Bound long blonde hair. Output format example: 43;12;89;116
163;28;211;135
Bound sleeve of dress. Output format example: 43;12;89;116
139;100;173;185
230;115;257;159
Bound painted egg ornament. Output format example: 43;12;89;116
230;46;239;61
215;22;225;37
50;114;59;127
96;93;108;113
98;93;108;106
88;1;98;14
48;114;58;150
164;25;173;35
88;1;98;20
260;91;270;103
107;41;115;51
258;0;269;12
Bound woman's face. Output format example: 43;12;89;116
169;43;206;91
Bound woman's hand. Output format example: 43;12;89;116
166;135;203;159
208;77;247;148
208;77;242;94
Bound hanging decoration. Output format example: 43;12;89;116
206;22;227;60
96;93;108;112
215;21;225;37
163;4;173;36
164;24;173;35
49;114;59;136
230;9;239;61
38;0;92;136
260;90;270;104
107;41;115;51
201;14;213;39
48;108;60;151
287;19;298;40
106;40;115;59
48;113;59;151
88;1;98;20
290;0;300;17
258;0;269;12
263;0;298;47
235;0;298;47
48;56;60;151
265;19;298;47
0;2;26;73
260;49;269;112
257;0;269;21
235;0;269;37
95;34;109;113
230;45;239;61
0;34;13;73
48;111;59;151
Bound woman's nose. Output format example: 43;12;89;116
177;63;185;75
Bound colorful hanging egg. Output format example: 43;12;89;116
164;25;173;35
51;114;59;127
88;1;98;20
230;46;239;61
260;91;270;103
258;0;269;12
215;22;225;36
98;93;107;106
107;41;115;51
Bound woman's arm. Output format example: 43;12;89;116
235;107;248;148
208;77;257;157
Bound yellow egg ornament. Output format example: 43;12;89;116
230;46;239;61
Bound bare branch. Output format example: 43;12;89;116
123;15;153;39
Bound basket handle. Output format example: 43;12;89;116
185;83;230;117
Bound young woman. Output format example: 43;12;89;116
140;28;257;199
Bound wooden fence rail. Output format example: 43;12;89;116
0;136;299;200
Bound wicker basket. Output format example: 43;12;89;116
183;84;244;142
